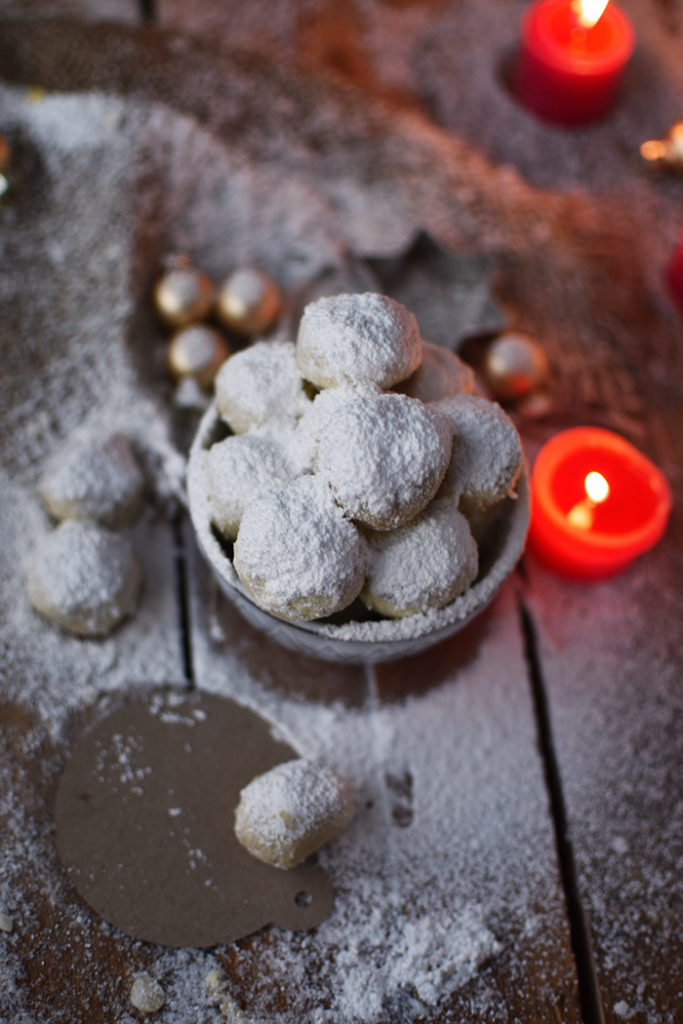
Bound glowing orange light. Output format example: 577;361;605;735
571;0;610;29
567;471;610;529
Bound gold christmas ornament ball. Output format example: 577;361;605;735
215;267;283;336
154;266;215;329
483;333;549;402
167;325;230;389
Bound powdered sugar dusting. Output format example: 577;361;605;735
314;388;452;530
234;475;368;620
362;496;478;616
296;292;422;389
184;581;574;1021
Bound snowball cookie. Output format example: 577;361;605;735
26;520;141;636
205;431;295;540
234;759;355;870
314;388;453;530
40;431;144;528
214;340;311;434
394;340;475;404
233;475;367;621
361;496;479;618
296;292;422;389
435;394;523;516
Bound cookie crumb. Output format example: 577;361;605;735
130;973;165;1013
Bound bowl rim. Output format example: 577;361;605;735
186;401;530;662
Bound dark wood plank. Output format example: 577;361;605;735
524;501;683;1024
186;532;582;1022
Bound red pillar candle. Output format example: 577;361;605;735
666;232;683;314
513;0;636;125
528;427;672;580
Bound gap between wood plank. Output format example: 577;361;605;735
518;594;606;1024
172;511;195;689
139;0;157;24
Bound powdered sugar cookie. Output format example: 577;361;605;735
233;475;367;621
395;340;475;403
435;394;523;515
214;341;310;434
205;431;295;540
296;292;422;389
361;496;479;617
314;388;452;530
26;520;141;636
40;431;144;528
234;759;355;869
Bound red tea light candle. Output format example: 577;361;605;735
666;232;683;314
513;0;636;125
528;427;672;580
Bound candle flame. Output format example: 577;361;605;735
571;0;610;29
567;472;610;529
584;471;610;503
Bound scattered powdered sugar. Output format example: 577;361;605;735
234;758;355;869
314;388;452;529
296;292;422;389
184;584;573;1022
233;475;368;621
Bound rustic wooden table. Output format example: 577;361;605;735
0;2;681;1023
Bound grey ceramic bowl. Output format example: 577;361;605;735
187;403;530;664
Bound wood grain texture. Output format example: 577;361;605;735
0;3;681;1021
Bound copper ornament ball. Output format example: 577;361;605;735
215;268;283;336
167;325;230;389
483;333;549;402
154;266;215;329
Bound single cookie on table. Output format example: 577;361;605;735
234;759;355;870
313;388;453;530
40;431;145;528
296;292;422;389
394;340;475;403
204;430;295;541
435;394;523;516
233;475;367;621
214;340;311;434
361;495;479;618
26;520;141;637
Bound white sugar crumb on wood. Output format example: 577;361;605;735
130;973;165;1013
234;759;355;869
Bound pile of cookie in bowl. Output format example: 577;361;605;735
188;291;529;663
